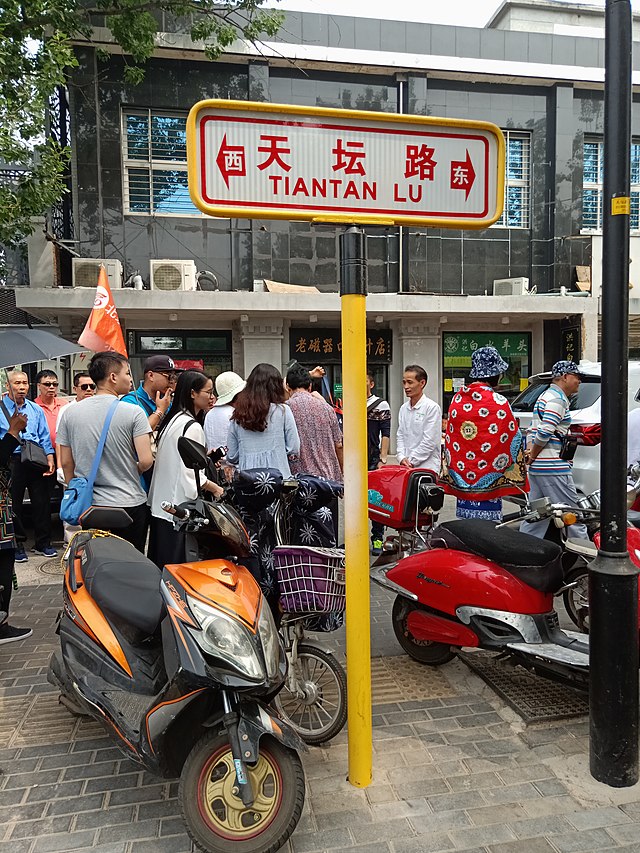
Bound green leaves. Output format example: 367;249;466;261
1;0;284;246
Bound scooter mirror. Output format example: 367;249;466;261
178;437;209;471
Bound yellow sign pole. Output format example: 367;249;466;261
340;226;372;788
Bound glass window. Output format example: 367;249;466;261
494;132;531;229
582;139;640;232
123;110;201;216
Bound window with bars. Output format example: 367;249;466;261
493;132;531;228
122;110;201;215
582;139;640;231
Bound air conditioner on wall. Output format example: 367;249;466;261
149;259;197;292
492;277;530;297
72;258;123;289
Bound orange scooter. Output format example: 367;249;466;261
48;439;306;853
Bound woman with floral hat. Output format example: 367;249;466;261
441;346;528;521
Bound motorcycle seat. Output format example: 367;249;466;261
82;535;164;640
434;519;564;594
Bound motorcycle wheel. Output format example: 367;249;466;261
392;597;456;665
179;731;304;853
563;565;590;633
274;644;347;745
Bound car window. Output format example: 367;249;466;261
511;383;549;411
511;379;601;412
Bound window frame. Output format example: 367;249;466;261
581;138;640;234
121;108;203;217
492;130;531;230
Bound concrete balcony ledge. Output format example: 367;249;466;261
15;287;598;328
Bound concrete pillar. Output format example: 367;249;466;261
240;319;284;376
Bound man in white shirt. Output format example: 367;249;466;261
396;364;442;474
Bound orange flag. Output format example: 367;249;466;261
78;265;128;357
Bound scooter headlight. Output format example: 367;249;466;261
257;601;281;680
186;596;264;680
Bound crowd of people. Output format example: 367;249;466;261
0;342;594;644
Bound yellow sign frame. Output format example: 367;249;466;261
187;99;505;229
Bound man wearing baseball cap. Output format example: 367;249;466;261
121;355;182;490
520;360;588;539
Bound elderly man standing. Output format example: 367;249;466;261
34;369;67;448
0;371;55;561
520;360;588;539
396;364;442;474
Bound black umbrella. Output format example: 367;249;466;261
0;328;87;370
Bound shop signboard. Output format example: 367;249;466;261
290;328;392;363
443;332;530;367
560;325;581;363
187;100;505;228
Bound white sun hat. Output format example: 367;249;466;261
214;371;246;406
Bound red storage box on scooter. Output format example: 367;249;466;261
368;465;442;531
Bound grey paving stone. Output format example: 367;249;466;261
18;744;70;759
351;818;414;844
428;790;486;812
606;823;640;845
509;814;573;838
564;806;631;831
72;845;128;853
84;772;141;794
130;839;192;853
409;809;472;835
465;803;528;827
45;793;105;816
384;711;433;725
137;799;181;821
315;809;374;831
26;781;84;802
447;772;502;792
159;817;187;837
497;765;554;785
97;819;160;843
63;761;118;781
481;782;542;806
448;822;517;848
0;840;34;852
33;829;97;852
74;806;135;831
3;769;62;788
0;757;39;773
292;827;352;852
9;814;72;839
391;835;456;853
550;828;619;852
457;713;504;728
108;784;166;806
345;845;391;853
39;752;93;770
475;739;526;757
0;800;46;824
488;839;558;853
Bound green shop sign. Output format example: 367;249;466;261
443;332;531;367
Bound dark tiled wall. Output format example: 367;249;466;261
69;51;598;294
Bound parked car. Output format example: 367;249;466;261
511;361;640;496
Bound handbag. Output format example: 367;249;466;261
0;400;49;473
60;398;120;526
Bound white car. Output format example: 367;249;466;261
510;361;640;497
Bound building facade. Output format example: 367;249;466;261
21;0;631;424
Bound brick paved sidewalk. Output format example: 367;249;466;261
2;584;640;853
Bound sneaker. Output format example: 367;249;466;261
32;546;58;558
14;548;28;563
371;539;383;556
0;624;33;645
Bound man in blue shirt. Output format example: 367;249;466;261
121;355;179;490
0;371;56;561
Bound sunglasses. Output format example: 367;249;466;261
159;371;177;380
78;383;96;391
41;381;59;387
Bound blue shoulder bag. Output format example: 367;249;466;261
60;398;120;526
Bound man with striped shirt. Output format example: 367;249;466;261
520;360;588;539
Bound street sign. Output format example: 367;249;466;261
187;100;505;228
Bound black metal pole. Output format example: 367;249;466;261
589;0;639;787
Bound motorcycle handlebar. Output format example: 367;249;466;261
161;501;190;521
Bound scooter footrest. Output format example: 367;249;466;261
506;641;589;668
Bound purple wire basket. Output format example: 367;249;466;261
273;546;346;613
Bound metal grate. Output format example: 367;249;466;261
460;650;588;723
0;288;45;325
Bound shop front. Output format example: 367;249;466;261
289;327;392;402
126;330;233;383
442;331;532;413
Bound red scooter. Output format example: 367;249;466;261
368;466;598;690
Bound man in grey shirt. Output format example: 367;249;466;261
57;352;153;551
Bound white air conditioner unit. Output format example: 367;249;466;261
72;258;123;289
492;277;530;297
150;259;197;292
